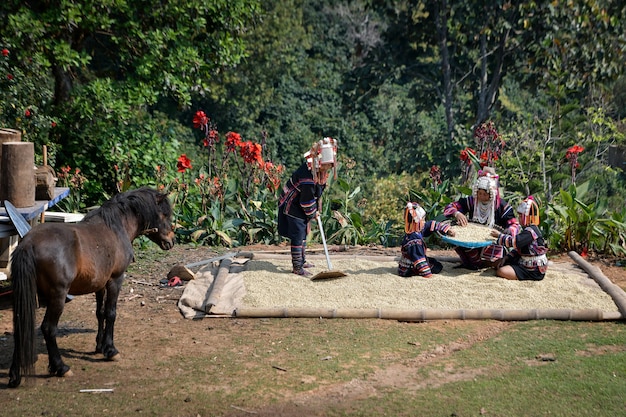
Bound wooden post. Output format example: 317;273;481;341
40;145;49;223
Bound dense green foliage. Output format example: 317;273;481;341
1;0;625;255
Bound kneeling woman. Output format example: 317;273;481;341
398;202;455;278
490;196;548;281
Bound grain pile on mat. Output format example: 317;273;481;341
449;223;493;243
240;258;618;312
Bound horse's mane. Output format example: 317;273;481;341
82;187;172;234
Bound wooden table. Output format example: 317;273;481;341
0;187;70;269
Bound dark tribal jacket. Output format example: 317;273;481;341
279;162;325;221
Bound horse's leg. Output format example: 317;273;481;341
94;288;105;354
100;277;123;360
40;298;72;378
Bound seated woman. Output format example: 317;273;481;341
443;168;519;269
490;196;548;281
398;202;455;278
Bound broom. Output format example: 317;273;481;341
310;215;348;280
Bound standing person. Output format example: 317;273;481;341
278;137;338;276
443;168;520;269
490;196;548;280
398;202;456;278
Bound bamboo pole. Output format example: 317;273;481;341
234;307;618;321
241;252;398;263
568;251;626;317
40;145;48;223
205;258;232;313
239;252;460;264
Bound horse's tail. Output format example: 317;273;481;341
8;244;38;388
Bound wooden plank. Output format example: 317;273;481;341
44;212;85;222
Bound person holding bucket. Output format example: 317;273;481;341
278;137;338;276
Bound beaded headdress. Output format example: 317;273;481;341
517;196;540;226
471;169;500;227
404;202;426;234
304;137;338;182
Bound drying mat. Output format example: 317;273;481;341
177;252;626;321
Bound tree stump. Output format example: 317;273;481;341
0;128;21;195
0;141;35;207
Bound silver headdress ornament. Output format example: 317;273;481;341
304;137;338;181
471;170;499;227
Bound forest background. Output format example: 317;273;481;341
0;0;625;258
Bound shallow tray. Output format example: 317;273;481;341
439;221;496;248
440;234;493;248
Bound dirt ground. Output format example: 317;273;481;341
1;244;625;416
3;243;625;347
2;243;626;347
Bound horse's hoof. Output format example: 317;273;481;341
50;365;72;378
107;353;121;362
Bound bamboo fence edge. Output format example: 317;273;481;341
568;251;626;318
234;307;619;321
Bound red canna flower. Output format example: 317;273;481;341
7;74;13;80
24;108;32;117
1;48;8;57
225;131;242;152
177;154;193;173
429;165;442;187
566;145;584;155
194;173;206;186
473;121;505;168
192;110;209;129
459;147;476;164
239;141;263;165
565;144;584;184
262;160;285;192
210;176;223;199
203;129;219;147
51;121;57;128
565;145;584;164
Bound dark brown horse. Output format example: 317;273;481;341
8;187;175;388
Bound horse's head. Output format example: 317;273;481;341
140;189;176;250
142;223;175;250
